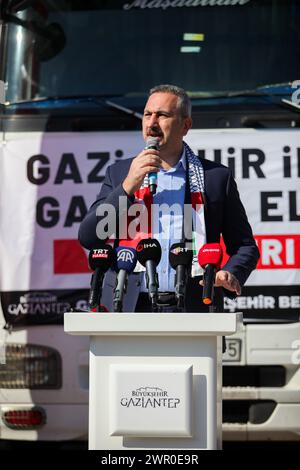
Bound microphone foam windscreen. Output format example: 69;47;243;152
136;238;162;266
198;243;223;269
145;137;160;150
88;244;114;272
115;246;137;273
169;243;193;269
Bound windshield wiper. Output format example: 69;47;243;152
189;82;300;114
281;99;300;112
5;95;143;120
189;82;295;99
103;99;143;120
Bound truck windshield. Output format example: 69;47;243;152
2;0;300;103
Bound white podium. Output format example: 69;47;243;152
64;312;242;450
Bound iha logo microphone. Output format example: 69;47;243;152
136;238;162;310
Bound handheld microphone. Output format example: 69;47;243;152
113;246;137;312
198;243;223;306
169;243;193;309
88;244;114;311
145;137;160;195
136;238;161;311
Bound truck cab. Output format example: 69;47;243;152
0;0;300;442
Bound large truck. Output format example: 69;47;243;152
0;0;299;442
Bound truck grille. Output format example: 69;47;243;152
223;366;286;388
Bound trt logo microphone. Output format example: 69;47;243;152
88;244;114;311
170;246;190;256
89;247;111;261
169;242;193;309
198;243;223;305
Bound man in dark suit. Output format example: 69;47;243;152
79;84;259;313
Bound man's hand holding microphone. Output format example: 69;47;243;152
122;137;161;196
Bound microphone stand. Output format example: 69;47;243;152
175;265;188;312
113;270;128;313
151;298;158;313
208;285;223;313
88;270;104;311
209;286;227;353
145;260;159;313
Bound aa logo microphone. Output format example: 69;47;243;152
113;245;137;312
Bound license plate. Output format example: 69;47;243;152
223;338;241;362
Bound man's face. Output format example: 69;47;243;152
142;92;192;153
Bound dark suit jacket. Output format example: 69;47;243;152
79;156;260;312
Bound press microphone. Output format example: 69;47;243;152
136;238;161;311
88;244;114;311
113;245;137;312
169;243;193;309
198;243;223;306
145;137;160;195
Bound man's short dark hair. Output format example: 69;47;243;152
149;84;192;119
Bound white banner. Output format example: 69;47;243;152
0;129;299;296
187;129;300;287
